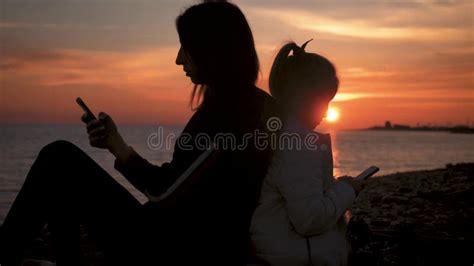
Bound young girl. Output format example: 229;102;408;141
250;40;364;266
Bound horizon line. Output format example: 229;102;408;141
1;121;473;131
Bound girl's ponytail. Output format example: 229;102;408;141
269;39;314;99
269;42;299;99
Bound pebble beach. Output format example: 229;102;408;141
349;163;473;265
18;163;474;265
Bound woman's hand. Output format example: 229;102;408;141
338;176;366;196
81;112;132;162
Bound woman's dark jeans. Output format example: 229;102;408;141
0;140;146;266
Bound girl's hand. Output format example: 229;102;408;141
338;176;366;196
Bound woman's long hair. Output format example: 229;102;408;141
176;1;260;109
269;41;339;110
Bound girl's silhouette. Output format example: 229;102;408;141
250;40;363;266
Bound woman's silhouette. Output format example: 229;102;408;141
250;41;364;266
0;2;275;265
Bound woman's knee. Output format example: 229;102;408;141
39;140;83;160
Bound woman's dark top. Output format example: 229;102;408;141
114;85;276;263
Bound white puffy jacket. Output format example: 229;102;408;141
250;119;356;266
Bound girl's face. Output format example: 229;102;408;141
286;92;331;129
175;46;200;84
312;101;330;127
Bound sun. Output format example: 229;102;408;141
325;107;339;122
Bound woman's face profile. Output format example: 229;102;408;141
176;46;199;84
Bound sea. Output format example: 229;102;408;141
1;123;473;222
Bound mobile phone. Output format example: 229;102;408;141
76;97;97;121
355;166;379;180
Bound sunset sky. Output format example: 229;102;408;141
1;0;473;129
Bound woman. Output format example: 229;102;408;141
250;41;364;266
1;2;275;265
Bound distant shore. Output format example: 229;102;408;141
366;121;474;134
367;126;474;134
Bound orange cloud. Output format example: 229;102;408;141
0;47;195;125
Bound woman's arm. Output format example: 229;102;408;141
112;146;176;195
82;112;176;195
272;148;356;236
